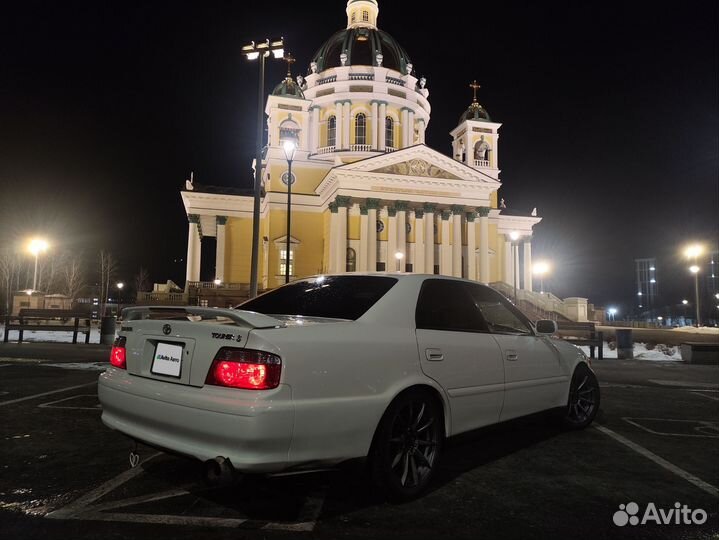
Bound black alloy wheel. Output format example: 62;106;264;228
370;390;443;501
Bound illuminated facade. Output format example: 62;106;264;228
181;0;541;292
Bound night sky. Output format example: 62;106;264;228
1;0;717;313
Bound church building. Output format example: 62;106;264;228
181;0;541;294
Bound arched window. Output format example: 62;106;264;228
355;113;367;146
385;117;394;149
346;248;357;272
279;119;300;147
327;116;336;148
474;136;491;163
362;10;369;22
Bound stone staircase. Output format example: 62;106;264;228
489;282;575;323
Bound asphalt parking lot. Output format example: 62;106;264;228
1;352;717;540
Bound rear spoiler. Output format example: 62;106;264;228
121;306;286;330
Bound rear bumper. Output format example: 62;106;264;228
98;367;294;472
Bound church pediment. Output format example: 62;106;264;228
369;159;462;180
333;144;498;185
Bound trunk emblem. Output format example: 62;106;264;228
162;324;172;335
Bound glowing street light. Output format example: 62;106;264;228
684;244;704;259
689;265;701;326
607;307;618;322
395;251;405;272
28;238;49;292
243;37;285;299
532;260;551;294
214;279;222;286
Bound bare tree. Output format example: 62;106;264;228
134;267;150;297
99;251;118;316
0;249;20;315
62;252;86;302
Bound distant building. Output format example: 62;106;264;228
634;258;657;311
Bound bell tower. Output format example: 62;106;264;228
346;0;379;29
450;80;502;181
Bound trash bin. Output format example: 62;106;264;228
100;316;116;345
616;328;633;360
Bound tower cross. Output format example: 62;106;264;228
284;53;296;77
469;80;481;103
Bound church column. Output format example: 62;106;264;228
396;201;408;267
466;211;477;281
367;198;380;271
418;119;426;144
335;102;344;150
371;102;379;150
215;216;227;283
343;101;351;149
523;240;533;291
400;108;409;148
414;208;425;274
478;206;491;284
359;205;368;272
440;211;452;276
378;102;387;151
424;203;436;274
503;237;513;285
407;110;415;145
328;202;338;272
186;215;201;284
451;206;463;278
387;204;398;271
514;243;521;291
311;106;320;153
335;196;351;272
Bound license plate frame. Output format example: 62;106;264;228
151;342;184;378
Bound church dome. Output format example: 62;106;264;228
310;26;413;75
460;102;492;123
272;77;305;99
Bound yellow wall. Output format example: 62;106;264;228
489;223;500;283
266;209;325;289
267;163;329;195
225;217;255;284
348;214;361;240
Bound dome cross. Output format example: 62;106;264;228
284;53;296;77
469;80;481;103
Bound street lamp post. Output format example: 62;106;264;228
510;231;519;303
242;38;285;298
690;265;701;326
283;139;297;284
116;282;124;317
533;260;551;294
395;252;404;272
28;238;49;292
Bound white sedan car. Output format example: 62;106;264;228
98;274;599;499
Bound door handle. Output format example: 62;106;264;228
506;351;519;361
425;349;444;362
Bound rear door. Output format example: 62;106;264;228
466;286;565;420
415;279;505;434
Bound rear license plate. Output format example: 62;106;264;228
152;342;183;378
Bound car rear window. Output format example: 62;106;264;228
237;276;398;320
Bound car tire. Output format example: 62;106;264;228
561;364;600;430
369;389;444;501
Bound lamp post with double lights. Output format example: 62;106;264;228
28;238;49;292
283;139;297;284
510;231;519;302
242;38;285;298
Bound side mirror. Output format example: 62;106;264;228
536;320;557;336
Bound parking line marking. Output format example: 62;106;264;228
0;382;97;407
38;394;101;410
649;379;719;390
75;512;248;528
47;452;162;519
594;424;719;498
689;390;719;402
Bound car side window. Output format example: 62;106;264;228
415;279;487;333
466;284;533;335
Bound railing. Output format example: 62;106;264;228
316;145;336;155
137;292;187;304
350;144;372;152
349;73;374;81
317;75;337;85
187;281;250;290
386;76;404;86
385;146;396;153
474;159;490;168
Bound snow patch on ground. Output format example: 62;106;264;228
0;325;101;344
42;362;107;371
577;342;682;362
670;326;719;335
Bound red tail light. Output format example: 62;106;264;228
110;337;127;369
205;348;282;390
